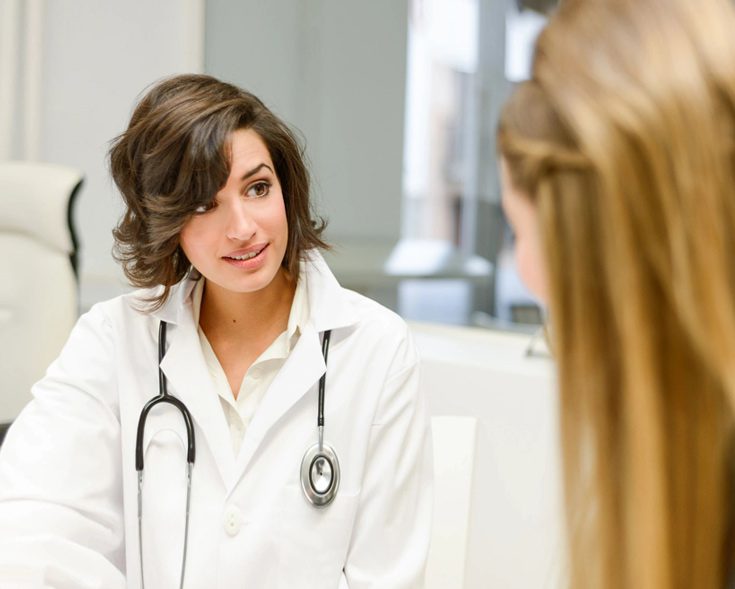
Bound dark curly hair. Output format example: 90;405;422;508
109;74;328;309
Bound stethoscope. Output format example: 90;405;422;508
135;320;339;588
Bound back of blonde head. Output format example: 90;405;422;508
499;0;735;587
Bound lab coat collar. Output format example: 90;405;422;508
150;270;200;326
301;250;359;333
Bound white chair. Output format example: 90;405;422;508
426;416;478;589
0;161;82;430
413;322;563;588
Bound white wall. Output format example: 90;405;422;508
37;0;204;310
205;0;408;246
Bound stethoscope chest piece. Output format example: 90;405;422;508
299;329;340;507
300;441;340;507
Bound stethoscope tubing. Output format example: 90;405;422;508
318;329;330;427
135;321;195;589
135;322;195;471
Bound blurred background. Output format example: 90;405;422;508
0;0;556;328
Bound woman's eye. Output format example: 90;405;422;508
246;181;271;198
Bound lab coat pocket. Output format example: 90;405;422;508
276;485;360;588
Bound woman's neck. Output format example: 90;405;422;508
198;269;296;344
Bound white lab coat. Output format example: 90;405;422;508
0;252;432;589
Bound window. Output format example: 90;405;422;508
400;0;554;328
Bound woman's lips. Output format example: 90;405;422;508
222;243;269;269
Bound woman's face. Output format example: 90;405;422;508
500;157;548;302
180;128;289;296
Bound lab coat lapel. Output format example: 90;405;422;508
234;323;325;479
156;284;236;487
231;252;358;487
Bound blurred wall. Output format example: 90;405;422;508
35;0;204;310
205;0;409;248
23;0;409;310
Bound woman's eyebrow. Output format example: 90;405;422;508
240;163;274;181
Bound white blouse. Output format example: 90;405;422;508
191;277;309;456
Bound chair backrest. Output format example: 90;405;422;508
0;161;82;422
426;416;478;589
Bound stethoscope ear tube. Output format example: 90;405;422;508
135;321;196;472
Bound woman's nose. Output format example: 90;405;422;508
224;199;257;241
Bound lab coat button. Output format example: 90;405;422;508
224;506;242;536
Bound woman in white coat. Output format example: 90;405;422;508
0;74;432;588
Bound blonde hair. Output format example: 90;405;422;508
499;0;735;587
